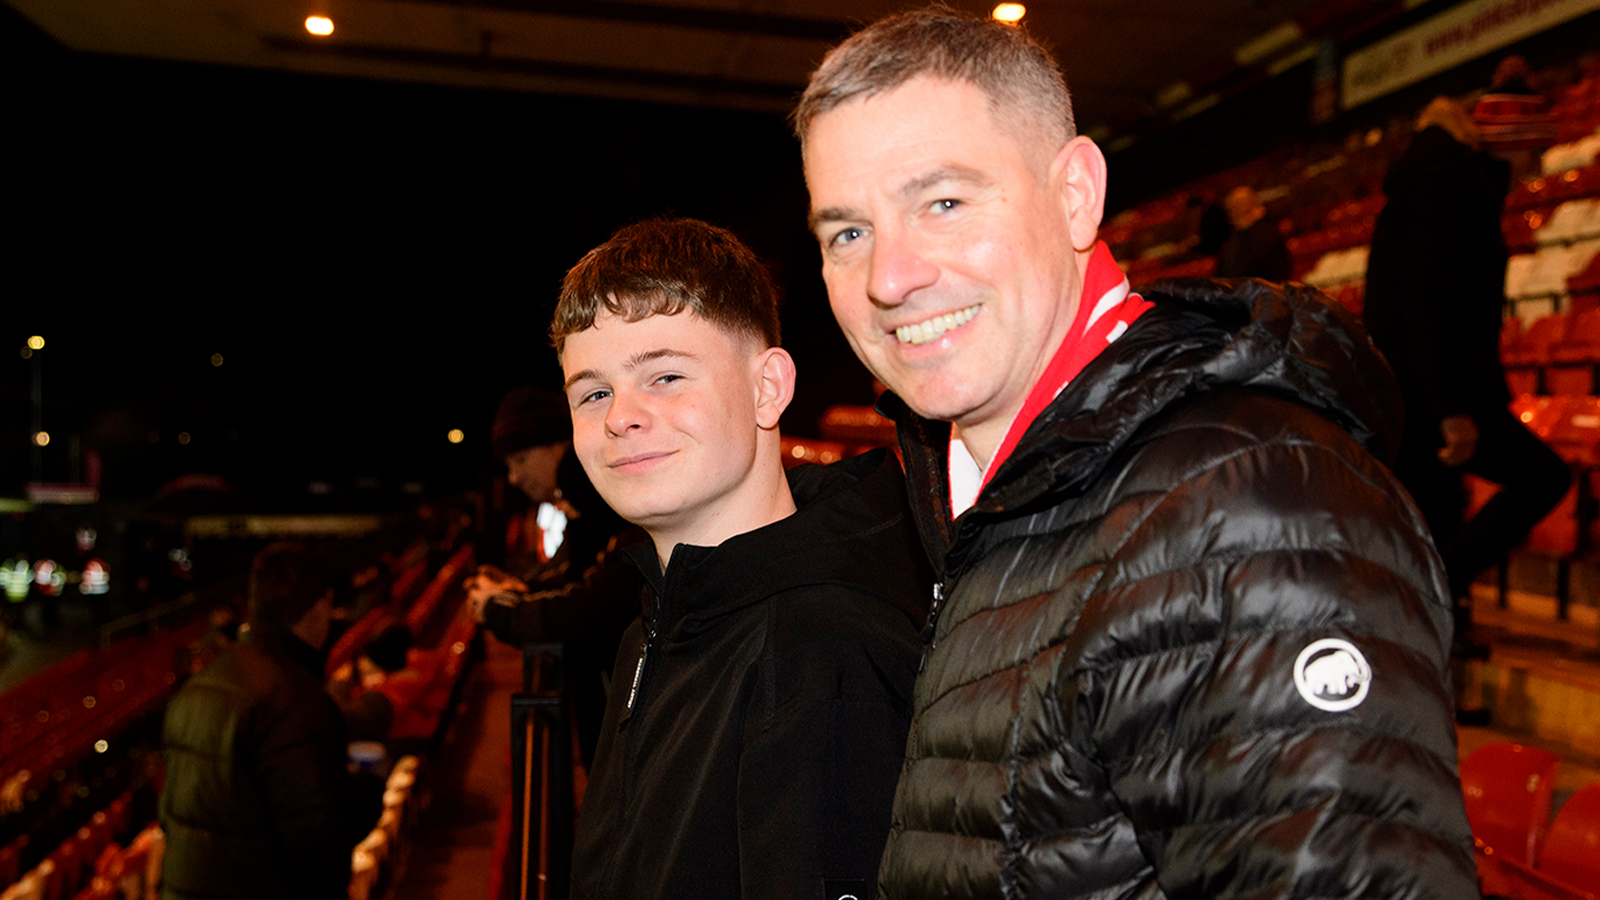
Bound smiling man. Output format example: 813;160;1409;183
553;217;930;900
796;9;1477;900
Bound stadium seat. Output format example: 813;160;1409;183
1540;782;1600;892
1462;742;1562;865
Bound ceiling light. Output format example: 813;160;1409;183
992;4;1026;24
305;15;334;36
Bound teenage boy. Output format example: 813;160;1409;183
552;217;930;900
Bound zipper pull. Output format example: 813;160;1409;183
919;582;944;673
620;638;649;723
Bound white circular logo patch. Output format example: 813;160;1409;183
1293;638;1372;712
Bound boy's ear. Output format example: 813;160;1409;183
754;347;796;430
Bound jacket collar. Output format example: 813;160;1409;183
243;619;327;677
883;278;1402;578
622;448;927;638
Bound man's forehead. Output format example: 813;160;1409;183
803;76;1056;189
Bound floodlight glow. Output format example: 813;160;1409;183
992;3;1025;23
27;336;44;350
33;431;49;447
447;429;465;444
305;15;334;36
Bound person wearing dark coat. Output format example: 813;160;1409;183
1363;98;1569;623
553;218;930;900
796;9;1477;898
160;544;360;900
467;387;643;768
1216;185;1293;281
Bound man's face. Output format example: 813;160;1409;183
505;444;565;504
560;311;769;542
804;76;1101;456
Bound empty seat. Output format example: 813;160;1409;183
1462;742;1562;865
1540;782;1600;892
1505;313;1573;370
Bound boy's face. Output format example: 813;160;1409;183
560;310;768;543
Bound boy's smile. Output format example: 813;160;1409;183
561;309;795;559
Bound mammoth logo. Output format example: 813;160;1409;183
1293;638;1372;712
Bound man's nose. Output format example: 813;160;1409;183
867;226;938;306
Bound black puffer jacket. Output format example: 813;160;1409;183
877;279;1477;899
160;624;356;900
572;448;931;900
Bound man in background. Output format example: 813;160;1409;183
1216;184;1292;280
466;386;640;768
161;543;359;900
1364;97;1569;679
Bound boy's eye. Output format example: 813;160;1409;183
579;388;611;405
654;374;683;386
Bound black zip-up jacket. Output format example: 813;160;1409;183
877;279;1478;899
570;448;932;900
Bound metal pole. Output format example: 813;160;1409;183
30;345;42;483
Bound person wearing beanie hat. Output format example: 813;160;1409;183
160;543;361;900
492;386;573;509
468;387;645;770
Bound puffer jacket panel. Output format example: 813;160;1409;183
881;280;1477;900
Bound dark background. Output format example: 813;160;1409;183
4;3;1595;503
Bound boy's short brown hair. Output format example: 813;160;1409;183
551;218;781;356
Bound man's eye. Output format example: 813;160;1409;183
829;227;864;248
932;198;960;213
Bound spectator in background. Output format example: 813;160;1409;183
1216;185;1293;280
1363;96;1569;704
160;543;363;900
465;386;642;768
1193;191;1232;259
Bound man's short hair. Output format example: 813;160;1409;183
551;217;781;356
249;542;333;628
793;6;1074;156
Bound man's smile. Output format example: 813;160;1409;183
894;304;980;345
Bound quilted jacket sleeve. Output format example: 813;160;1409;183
1080;400;1478;899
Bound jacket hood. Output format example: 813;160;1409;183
997;278;1401;510
884;278;1402;567
1382;125;1510;203
625;447;930;638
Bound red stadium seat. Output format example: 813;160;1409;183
1541;782;1600;892
1462;742;1562;865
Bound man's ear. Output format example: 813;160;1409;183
1050;135;1108;253
753;347;797;430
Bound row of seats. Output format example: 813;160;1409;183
1464;395;1600;561
1505;310;1600;397
1101;55;1600;302
1464;742;1600;897
0;757;424;900
1;537;484;899
0;790;152;900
